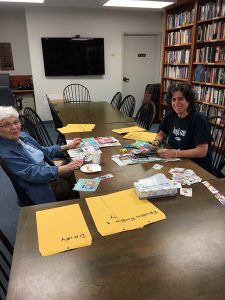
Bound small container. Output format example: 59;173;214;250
92;150;102;164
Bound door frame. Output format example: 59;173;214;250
122;32;162;96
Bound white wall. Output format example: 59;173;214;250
25;7;163;120
0;10;31;75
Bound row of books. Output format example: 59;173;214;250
167;9;195;29
167;29;192;46
193;85;225;106
197;21;225;41
165;49;190;64
198;0;225;21
195;45;225;63
194;65;225;85
197;102;224;117
164;66;189;79
163;79;183;91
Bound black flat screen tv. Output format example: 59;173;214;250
41;37;105;76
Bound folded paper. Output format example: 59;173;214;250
122;131;157;142
112;126;146;134
36;204;92;256
58;124;95;133
86;188;166;236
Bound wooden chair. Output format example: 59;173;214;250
135;101;156;131
208;116;225;178
23;107;53;147
119;95;135;117
0;158;34;207
143;83;160;122
19;115;41;143
0;229;14;298
46;96;66;145
63;84;90;103
110;92;122;109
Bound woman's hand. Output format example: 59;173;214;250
67;159;83;170
61;138;82;152
58;159;83;175
67;138;82;150
157;148;177;159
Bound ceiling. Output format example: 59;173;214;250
0;0;174;11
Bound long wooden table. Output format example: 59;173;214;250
54;101;134;125
7;178;225;300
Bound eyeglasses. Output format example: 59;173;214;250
0;120;21;129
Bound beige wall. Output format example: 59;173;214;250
0;9;31;75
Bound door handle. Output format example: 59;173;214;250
123;77;130;82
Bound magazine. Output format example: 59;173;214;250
73;178;100;192
94;136;121;147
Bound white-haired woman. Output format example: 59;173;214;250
0;106;83;204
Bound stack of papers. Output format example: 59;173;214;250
95;136;121;147
122;131;157;142
111;153;180;167
112;126;146;134
169;168;202;186
58;124;95;133
67;136;121;162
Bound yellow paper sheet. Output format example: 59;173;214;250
36;204;92;256
58;124;95;133
112;126;146;134
122;131;157;142
86;189;166;236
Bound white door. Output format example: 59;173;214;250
123;34;161;116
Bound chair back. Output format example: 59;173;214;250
48;100;63;128
19;115;41;142
0;86;16;107
46;97;66;145
0;158;34;206
63;84;90;103
135;101;156;131
119;95;136;117
143;83;160;122
23;107;53;147
111;92;122;109
208;115;225;178
0;229;14;297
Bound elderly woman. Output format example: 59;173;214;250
153;83;213;172
0;106;83;204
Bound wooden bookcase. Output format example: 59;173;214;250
160;0;225;121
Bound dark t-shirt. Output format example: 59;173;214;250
159;110;213;171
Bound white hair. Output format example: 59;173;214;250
0;106;19;122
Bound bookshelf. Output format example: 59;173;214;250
160;0;225;121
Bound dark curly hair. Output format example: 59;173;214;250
165;82;197;112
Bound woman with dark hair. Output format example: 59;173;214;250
153;83;213;171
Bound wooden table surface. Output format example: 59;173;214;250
55;101;134;125
7;178;225;300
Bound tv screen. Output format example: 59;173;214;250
41;37;105;76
